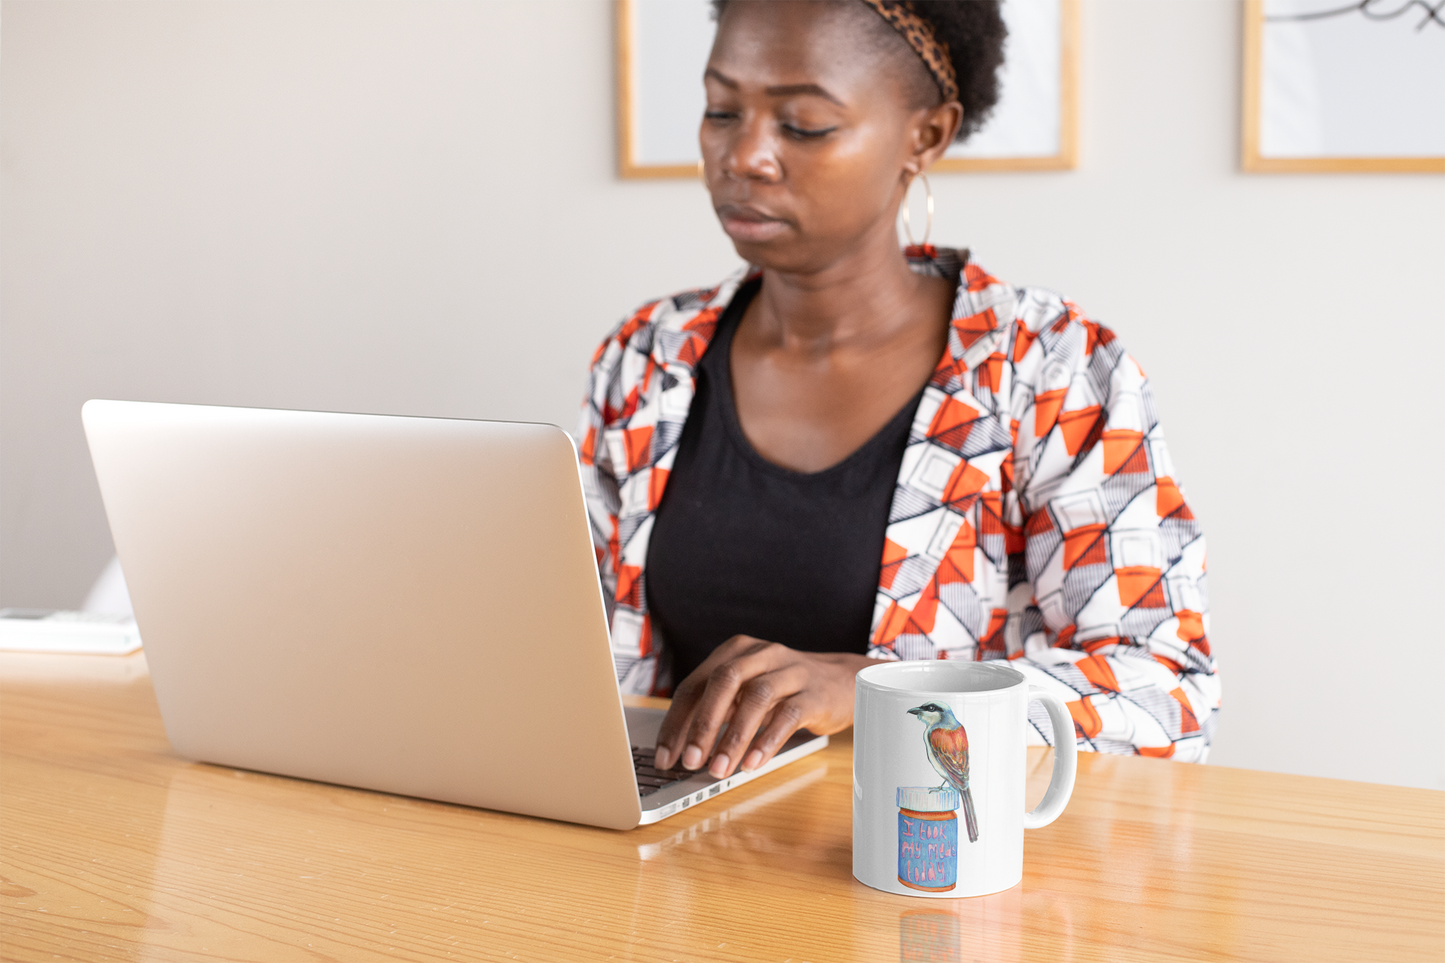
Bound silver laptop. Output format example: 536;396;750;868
82;399;826;829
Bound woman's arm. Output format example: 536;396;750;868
1004;313;1219;760
578;306;656;643
578;337;622;624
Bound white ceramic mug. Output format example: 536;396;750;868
853;661;1078;898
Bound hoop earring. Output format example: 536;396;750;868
901;172;933;248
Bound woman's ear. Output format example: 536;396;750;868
904;101;964;175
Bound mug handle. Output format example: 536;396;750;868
1022;685;1078;829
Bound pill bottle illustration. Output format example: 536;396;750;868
896;786;959;893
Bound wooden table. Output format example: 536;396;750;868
2;652;1441;962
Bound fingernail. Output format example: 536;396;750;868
654;747;671;770
708;753;729;778
681;745;702;770
741;749;763;772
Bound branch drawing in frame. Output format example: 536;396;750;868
616;0;1079;179
1242;0;1445;173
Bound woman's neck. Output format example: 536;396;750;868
748;224;942;355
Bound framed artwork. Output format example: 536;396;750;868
615;0;1079;179
1242;0;1445;173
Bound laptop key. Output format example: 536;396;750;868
632;746;691;799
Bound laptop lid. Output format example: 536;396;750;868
83;400;645;830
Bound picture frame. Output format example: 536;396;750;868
616;0;1080;179
1241;0;1445;173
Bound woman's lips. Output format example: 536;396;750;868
716;204;789;243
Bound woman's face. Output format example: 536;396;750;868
700;1;959;274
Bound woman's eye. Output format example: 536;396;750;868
704;110;738;123
783;123;837;140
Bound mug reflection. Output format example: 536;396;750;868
897;885;1022;963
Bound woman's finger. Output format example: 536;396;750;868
739;693;812;773
706;663;810;778
675;641;788;771
652;670;707;771
653;635;764;770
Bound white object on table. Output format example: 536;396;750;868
0;609;141;654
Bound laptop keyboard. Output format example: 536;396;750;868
631;745;692;797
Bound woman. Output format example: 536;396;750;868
580;0;1218;781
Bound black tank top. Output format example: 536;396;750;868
645;278;925;684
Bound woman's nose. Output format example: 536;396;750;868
722;116;782;183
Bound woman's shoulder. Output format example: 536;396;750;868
589;264;756;373
952;257;1131;379
947;257;1087;336
912;248;1096;347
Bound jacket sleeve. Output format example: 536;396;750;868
577;300;670;695
577;317;630;628
1003;308;1219;761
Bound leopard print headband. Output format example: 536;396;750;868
856;0;959;104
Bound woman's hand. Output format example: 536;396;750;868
652;636;875;778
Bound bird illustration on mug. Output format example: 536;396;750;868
907;702;980;843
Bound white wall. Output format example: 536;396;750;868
2;0;1441;790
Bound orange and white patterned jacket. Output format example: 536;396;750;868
578;249;1219;760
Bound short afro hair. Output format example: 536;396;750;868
710;1;1008;142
